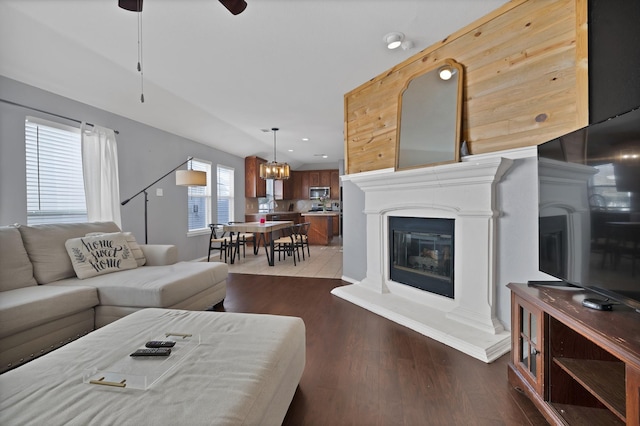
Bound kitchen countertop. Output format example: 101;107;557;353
301;212;339;216
246;212;300;216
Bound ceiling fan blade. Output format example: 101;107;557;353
219;0;247;15
118;0;142;12
117;0;245;15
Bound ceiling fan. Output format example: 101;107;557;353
118;0;247;15
118;0;246;103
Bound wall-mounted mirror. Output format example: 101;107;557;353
396;58;464;170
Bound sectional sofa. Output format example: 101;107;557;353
0;221;228;373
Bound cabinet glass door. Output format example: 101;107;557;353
519;306;539;375
516;300;543;394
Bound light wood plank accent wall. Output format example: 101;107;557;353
344;0;588;174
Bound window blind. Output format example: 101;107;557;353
25;117;87;225
188;159;211;231
217;165;234;224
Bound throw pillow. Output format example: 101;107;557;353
16;222;121;284
65;234;138;279
85;231;146;266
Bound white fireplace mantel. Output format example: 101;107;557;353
334;156;515;362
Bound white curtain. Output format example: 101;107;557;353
81;123;122;227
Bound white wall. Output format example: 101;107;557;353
341;150;549;329
341;179;367;282
494;154;551;325
0;76;245;261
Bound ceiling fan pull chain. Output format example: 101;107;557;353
137;0;144;103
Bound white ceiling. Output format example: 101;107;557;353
0;0;506;169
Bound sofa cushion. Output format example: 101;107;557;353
139;244;178;266
17;222;121;284
0;226;37;292
0;285;99;339
51;262;228;308
86;232;146;267
65;233;138;279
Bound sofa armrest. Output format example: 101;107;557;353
140;245;178;266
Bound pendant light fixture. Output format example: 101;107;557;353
260;128;290;180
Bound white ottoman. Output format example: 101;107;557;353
0;308;305;425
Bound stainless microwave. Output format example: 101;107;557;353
309;187;330;200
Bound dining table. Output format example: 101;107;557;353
223;221;293;266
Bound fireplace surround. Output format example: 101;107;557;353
334;156;514;362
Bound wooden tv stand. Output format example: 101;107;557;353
507;283;640;425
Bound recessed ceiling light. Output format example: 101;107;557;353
288;149;294;152
383;32;404;50
302;137;309;141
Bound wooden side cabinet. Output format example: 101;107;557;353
628;365;640;425
507;283;640;426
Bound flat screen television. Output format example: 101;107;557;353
537;106;640;312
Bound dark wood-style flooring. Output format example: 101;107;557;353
215;274;548;425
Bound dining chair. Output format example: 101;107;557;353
227;221;256;258
272;225;298;265
296;222;311;259
208;223;233;263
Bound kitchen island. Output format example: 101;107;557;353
301;212;339;245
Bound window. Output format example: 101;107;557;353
187;158;212;232
589;163;632;211
217;165;234;224
25;117;86;225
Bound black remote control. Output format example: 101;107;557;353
130;348;171;357
581;298;613;311
145;341;176;348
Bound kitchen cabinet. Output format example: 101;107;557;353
274;178;294;200
292;169;339;200
330;170;340;201
292;172;301;199
294;171;309;200
319;170;331;187
309;171;320;187
300;213;335;245
245;156;267;198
